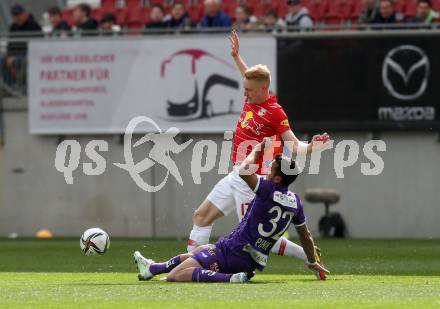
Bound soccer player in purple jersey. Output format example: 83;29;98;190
133;138;330;283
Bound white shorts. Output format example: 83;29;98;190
207;167;257;220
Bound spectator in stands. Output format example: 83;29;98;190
9;4;41;32
410;0;439;24
233;5;257;31
47;6;71;33
285;0;314;30
2;4;41;88
146;4;168;29
359;0;380;23
200;0;232;28
73;3;98;31
166;1;195;30
370;0;403;24
100;13;121;34
262;9;286;33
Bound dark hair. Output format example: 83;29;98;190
11;4;25;16
47;6;62;17
152;3;165;14
418;0;432;6
274;154;299;187
101;12;116;24
76;3;92;17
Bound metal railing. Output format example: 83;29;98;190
1;24;440;98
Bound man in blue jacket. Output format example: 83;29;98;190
200;0;232;28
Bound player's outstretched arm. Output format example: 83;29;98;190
281;130;330;155
295;224;330;275
239;138;271;190
229;29;248;77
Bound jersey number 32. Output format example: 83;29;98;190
258;206;294;240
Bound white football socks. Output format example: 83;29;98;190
271;236;307;262
187;225;213;252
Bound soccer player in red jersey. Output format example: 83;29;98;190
187;30;330;279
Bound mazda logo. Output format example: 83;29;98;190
382;45;429;101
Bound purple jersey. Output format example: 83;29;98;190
215;177;306;271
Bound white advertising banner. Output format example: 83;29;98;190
28;36;276;134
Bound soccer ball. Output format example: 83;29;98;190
80;228;110;256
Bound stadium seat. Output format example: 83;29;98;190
126;7;147;29
404;0;418;19
62;8;75;26
325;0;353;25
433;0;440;10
115;8;128;25
350;0;363;24
394;0;407;12
126;0;143;8
187;3;203;22
91;7;103;21
101;0;117;9
307;0;329;23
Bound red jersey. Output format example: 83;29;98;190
232;96;291;174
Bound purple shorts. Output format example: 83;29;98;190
192;243;256;274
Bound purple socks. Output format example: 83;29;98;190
191;267;233;283
149;256;182;275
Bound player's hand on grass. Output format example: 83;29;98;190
229;29;240;58
307;261;330;275
311;132;330;152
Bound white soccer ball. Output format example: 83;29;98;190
80;228;110;256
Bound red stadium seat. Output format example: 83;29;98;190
307;0;329;23
433;0;440;10
187;3;203;22
126;7;147;29
126;0;143;8
115;8;128;25
91;7;103;21
394;0;407;12
404;0;418;19
62;8;75;26
325;0;353;24
350;0;363;23
101;0;117;9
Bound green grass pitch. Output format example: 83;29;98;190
0;239;439;308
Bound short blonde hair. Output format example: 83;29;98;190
244;64;271;86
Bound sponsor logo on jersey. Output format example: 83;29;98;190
240;111;264;135
280;119;289;126
258;108;267;117
273;191;297;208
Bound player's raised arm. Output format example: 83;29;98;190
239;138;271;190
229;30;248;77
281;130;330;155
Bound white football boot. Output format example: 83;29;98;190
133;251;155;281
230;272;250;283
